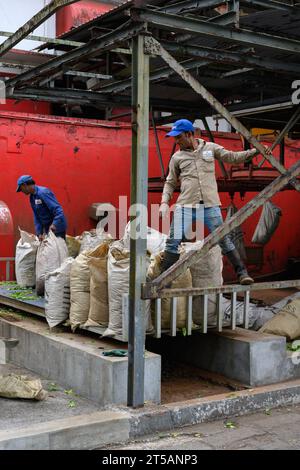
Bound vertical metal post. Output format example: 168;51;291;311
216;293;223;332
243;290;250;329
186;296;193;336
230;291;237;330
155;298;162;338
170;297;177;336
127;34;149;408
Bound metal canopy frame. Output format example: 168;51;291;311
3;0;300;408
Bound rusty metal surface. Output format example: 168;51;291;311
0;0;81;58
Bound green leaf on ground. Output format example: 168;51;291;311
64;389;74;395
224;421;237;429
265;408;271;416
48;382;60;392
68;400;76;408
181;327;187;337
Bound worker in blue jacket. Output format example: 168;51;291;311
16;175;67;241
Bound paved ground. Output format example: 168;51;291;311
0;363;100;431
100;404;300;450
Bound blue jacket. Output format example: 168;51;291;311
30;186;67;236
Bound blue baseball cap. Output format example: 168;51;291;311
166;119;195;137
16;175;33;192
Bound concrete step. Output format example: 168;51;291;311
0;315;161;406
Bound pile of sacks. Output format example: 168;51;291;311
16;223;273;337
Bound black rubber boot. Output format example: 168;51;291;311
226;248;254;285
161;251;180;272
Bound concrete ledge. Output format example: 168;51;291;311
2;378;300;449
0;411;130;450
0;317;161;406
128;379;300;439
147;328;295;386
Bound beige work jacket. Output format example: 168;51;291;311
161;139;256;207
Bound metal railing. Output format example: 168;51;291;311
147;279;300;339
0;257;15;281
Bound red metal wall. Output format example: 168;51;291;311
56;0;114;35
0;110;300;281
0;99;51;115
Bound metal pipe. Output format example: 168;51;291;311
127;34;149;408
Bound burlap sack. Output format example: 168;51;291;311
70;242;111;331
0;374;47;400
147;253;192;329
84;246;109;328
259;298;300;340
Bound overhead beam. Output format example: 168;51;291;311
158;41;300;74
158;0;226;14
0;30;85;48
97;58;211;94
0;0;80;58
145;37;300;193
142;158;300;297
9;86;204;112
6;22;145;91
135;9;300;55
65;70;113;80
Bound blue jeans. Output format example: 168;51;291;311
165;205;235;255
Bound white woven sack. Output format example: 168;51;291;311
36;230;68;296
15;228;39;287
45;257;74;328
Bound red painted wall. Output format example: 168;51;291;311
0;99;51;115
56;1;114;36
0;110;299;281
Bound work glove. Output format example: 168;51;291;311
159;202;169;219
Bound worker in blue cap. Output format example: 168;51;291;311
16;175;67;241
159;119;271;285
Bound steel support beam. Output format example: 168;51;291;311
6;22;146;91
145;37;300;193
98;57;211;94
158;0;226;14
127;34;149;408
0;0;80;58
9;86;204;112
142;158;300;298
0;30;85;48
258;106;300;167
160;41;300;75
136;9;300;55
